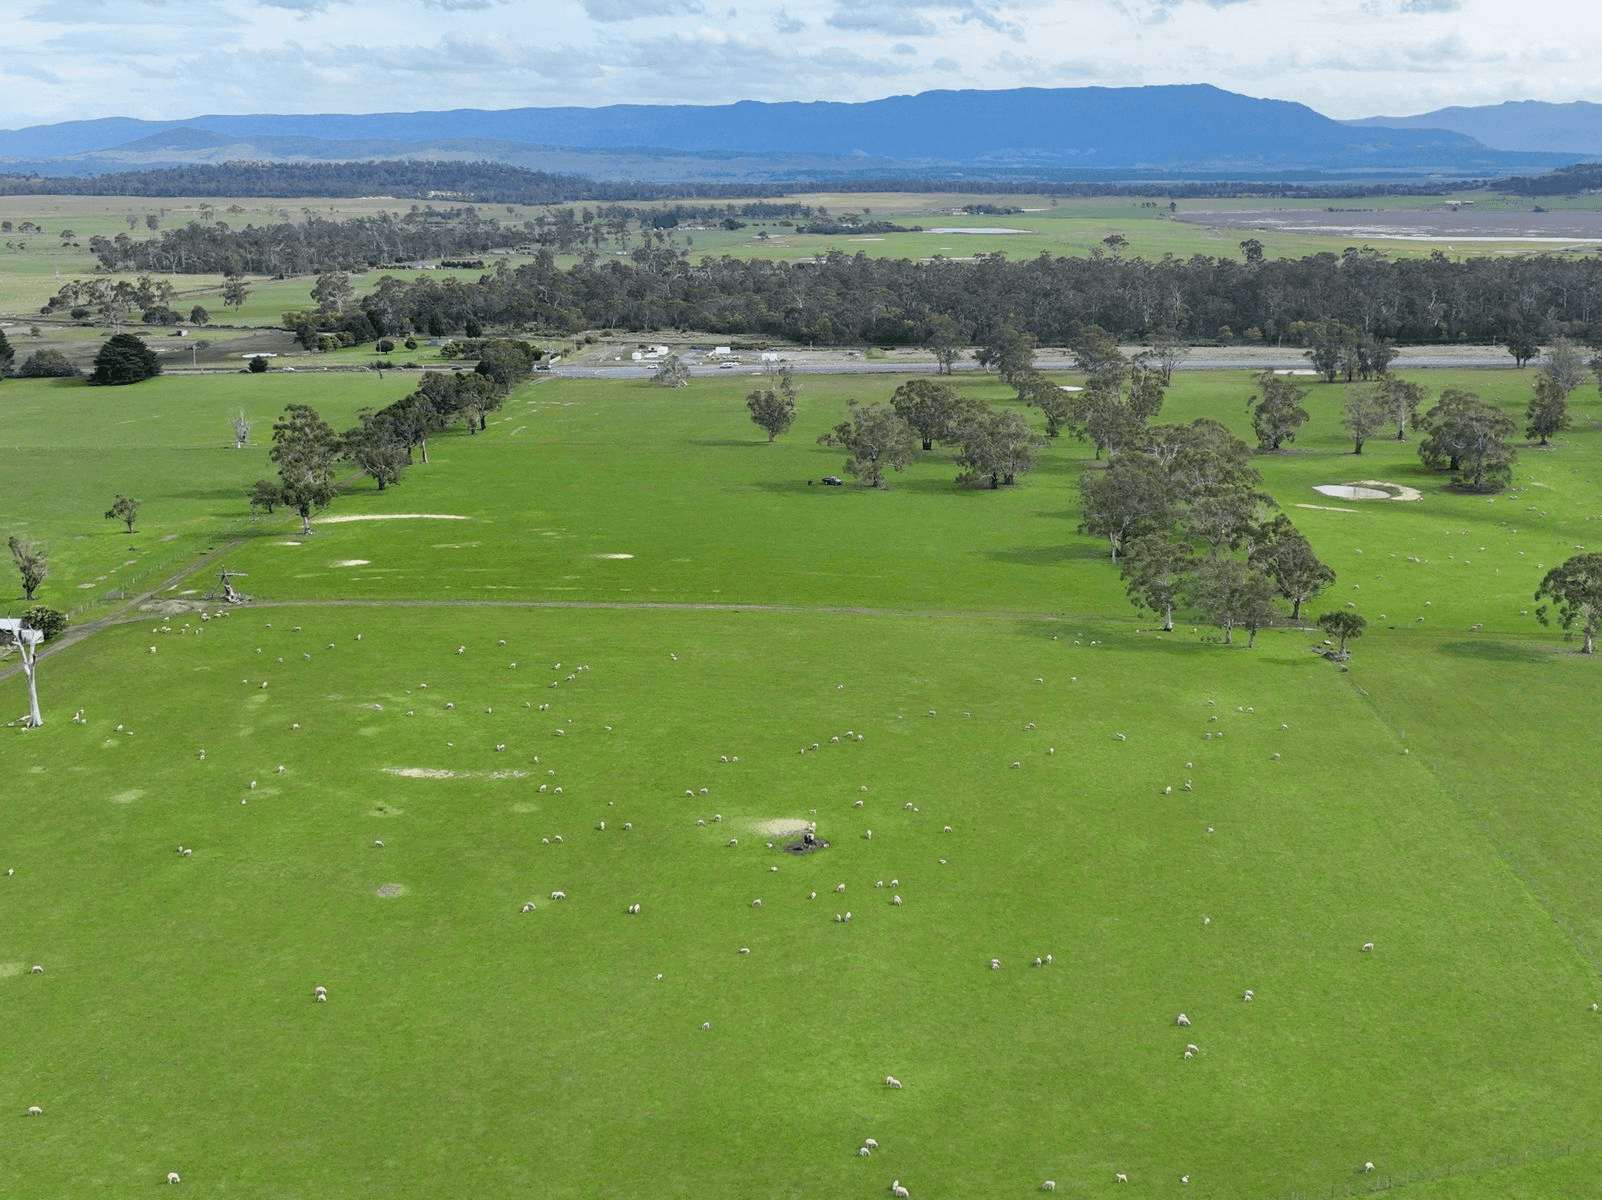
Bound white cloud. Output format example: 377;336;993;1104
5;0;1602;125
582;0;705;19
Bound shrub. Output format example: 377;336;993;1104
248;356;270;374
20;605;67;641
18;349;79;378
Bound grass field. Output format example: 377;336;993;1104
7;358;1602;1197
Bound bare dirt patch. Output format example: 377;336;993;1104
375;883;408;898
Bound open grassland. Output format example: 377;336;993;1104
7;360;1602;1196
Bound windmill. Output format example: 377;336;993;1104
204;567;252;604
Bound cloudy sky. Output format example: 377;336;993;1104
7;0;1594;128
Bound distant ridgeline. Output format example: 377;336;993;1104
1489;162;1602;195
0;159;1527;205
0;161;790;203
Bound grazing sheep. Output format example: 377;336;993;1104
521;903;536;912
27;1106;42;1116
990;959;1001;970
729;839;739;847
885;1075;902;1088
943;825;952;833
701;1021;710;1029
373;840;384;848
167;1172;181;1184
1364;1162;1375;1173
1361;942;1375;952
550;891;566;900
553;835;562;843
1042;1182;1055;1192
809;891;817;900
836;883;846;893
628;904;641;914
864;1138;878;1149
865;830;872;840
30;965;42;974
892;895;903;906
1115;733;1126;741
739;947;751;955
1243;989;1254;1002
1176;1013;1190;1026
1011;761;1022;769
316;993;327;1003
181;848;192;857
892;1181;910;1199
855;799;864;808
1183;1049;1194;1059
751;898;762;907
1115;1172;1128;1183
859;1147;872;1157
623;823;632;831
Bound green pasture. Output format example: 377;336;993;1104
8;358;1602;1195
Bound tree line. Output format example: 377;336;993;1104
246;242;1602;351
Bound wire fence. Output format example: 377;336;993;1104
1267;1140;1596;1199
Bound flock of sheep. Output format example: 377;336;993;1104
14;611;1399;1193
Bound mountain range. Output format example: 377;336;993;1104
0;86;1592;182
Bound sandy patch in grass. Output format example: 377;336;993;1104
509;801;541;813
752;817;814;837
595;553;634;559
279;541;302;546
383;767;529;779
110;789;143;804
375;883;408;898
1354;479;1422;501
0;962;26;979
1296;503;1360;513
332;559;370;567
317;513;468;523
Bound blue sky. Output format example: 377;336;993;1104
6;0;1593;127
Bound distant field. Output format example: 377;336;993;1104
5;190;1600;348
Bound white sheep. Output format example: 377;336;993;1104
751;898;762;907
739;947;751;955
27;1105;42;1116
1115;1172;1128;1183
885;1075;901;1088
167;1172;181;1184
892;1181;910;1199
550;890;566;900
1363;1162;1375;1173
892;895;902;906
1042;1183;1055;1192
1176;1013;1190;1026
1361;942;1375;952
30;965;42;974
864;1138;878;1148
990;959;1001;970
836;883;846;893
859;1146;871;1157
522;903;536;913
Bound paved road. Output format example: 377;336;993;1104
550;353;1526;380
